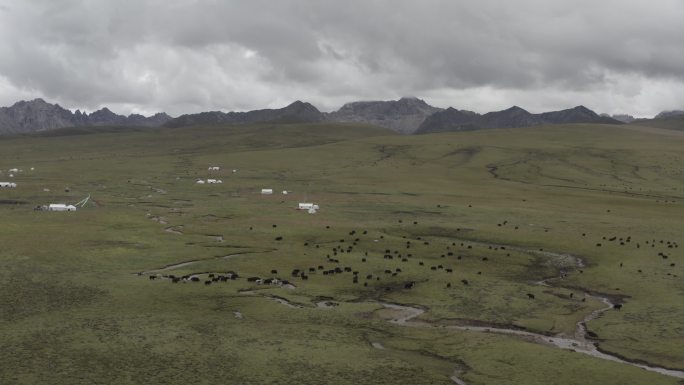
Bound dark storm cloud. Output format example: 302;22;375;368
1;0;683;117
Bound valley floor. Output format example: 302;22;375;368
0;122;682;384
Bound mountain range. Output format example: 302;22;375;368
1;97;681;136
416;105;622;134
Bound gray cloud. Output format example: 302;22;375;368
0;0;683;117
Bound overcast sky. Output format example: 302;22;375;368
1;0;683;117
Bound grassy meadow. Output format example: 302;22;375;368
0;121;682;384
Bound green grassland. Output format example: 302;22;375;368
0;121;683;384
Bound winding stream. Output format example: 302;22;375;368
378;302;684;380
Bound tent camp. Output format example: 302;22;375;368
0;182;16;188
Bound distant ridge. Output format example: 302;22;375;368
655;110;684;119
164;101;324;128
0;99;171;134
416;105;622;134
601;113;635;123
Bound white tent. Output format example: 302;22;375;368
207;179;222;184
208;166;220;171
48;204;77;212
298;203;319;210
261;189;273;195
196;180;206;184
0;182;16;188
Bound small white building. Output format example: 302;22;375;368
261;189;273;195
208;166;221;171
48;204;77;212
0;182;16;188
298;203;319;210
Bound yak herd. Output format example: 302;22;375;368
145;219;679;312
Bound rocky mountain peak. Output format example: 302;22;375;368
0;99;172;134
328;97;442;134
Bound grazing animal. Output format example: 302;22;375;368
526;293;535;299
613;303;623;311
271;269;278;274
461;279;469;285
446;283;451;288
